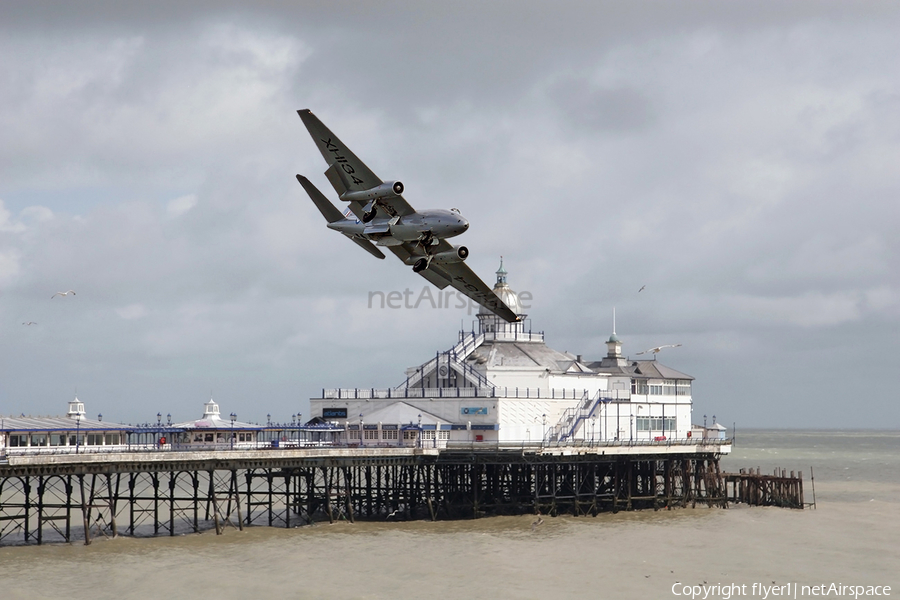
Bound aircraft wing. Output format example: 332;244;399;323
298;109;416;218
388;241;518;322
432;260;520;323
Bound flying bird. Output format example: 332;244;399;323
51;290;76;299
638;285;646;292
22;321;38;325
636;344;682;355
531;515;544;531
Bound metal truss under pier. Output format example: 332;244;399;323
0;449;798;546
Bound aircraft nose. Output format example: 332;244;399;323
460;217;469;230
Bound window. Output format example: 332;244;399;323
204;433;214;442
105;434;119;445
348;429;360;440
364;429;378;440
31;434;48;446
676;381;692;396
50;433;66;446
403;431;417;440
631;380;649;395
636;416;676;432
382;429;398;440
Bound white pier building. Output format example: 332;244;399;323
311;261;724;450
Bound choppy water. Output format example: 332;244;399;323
1;430;898;600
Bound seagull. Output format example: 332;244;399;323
531;516;544;531
638;285;646;292
636;344;682;355
386;509;400;519
22;321;38;325
51;290;76;299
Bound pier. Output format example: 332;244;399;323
724;467;811;509
0;441;804;546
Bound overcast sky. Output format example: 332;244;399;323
1;1;898;428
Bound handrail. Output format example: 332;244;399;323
395;332;491;390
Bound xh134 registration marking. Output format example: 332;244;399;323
296;109;519;323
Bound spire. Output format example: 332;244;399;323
496;256;507;286
607;307;620;344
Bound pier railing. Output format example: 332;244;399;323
1;436;732;460
321;387;607;400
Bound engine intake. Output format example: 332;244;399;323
340;181;404;203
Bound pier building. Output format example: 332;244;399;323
1;397;135;456
311;260;705;448
171;398;262;449
0;398;344;458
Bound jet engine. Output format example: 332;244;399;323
340;181;404;203
431;245;469;264
411;246;468;273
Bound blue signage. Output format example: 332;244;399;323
461;407;488;415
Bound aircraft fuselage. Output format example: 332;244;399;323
327;208;469;246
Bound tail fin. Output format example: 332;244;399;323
296;174;385;260
296;174;344;223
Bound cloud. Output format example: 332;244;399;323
0;3;898;428
116;303;148;320
166;194;198;217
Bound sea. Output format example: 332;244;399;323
1;430;898;600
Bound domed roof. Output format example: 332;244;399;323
479;283;522;315
478;257;522;316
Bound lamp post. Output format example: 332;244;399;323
75;413;81;454
359;413;364;447
542;414;547;445
230;412;236;449
167;413;172;426
417;414;422;449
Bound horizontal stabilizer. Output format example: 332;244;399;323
296;174;344;224
345;234;386;259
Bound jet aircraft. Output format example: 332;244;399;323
296;109;519;323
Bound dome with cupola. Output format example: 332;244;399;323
477;257;523;317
